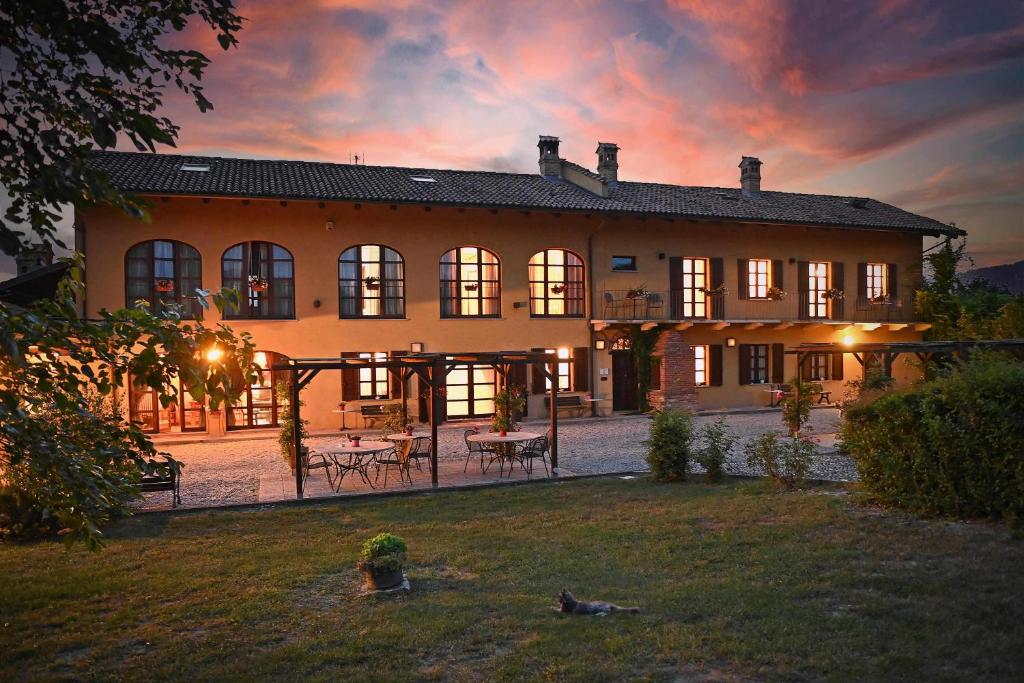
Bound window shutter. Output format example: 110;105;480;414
341;351;359;401
389;351;405;399
857;263;867;301
887;263;899;300
649;357;661;390
710;344;723;387
738;344;751;385
508;363;528;416
831;262;845;319
800;353;813;381
572;347;589;392
669;257;683;318
710;258;725;319
772;259;784;290
831;352;844;381
771;343;785;384
737;259;749;300
531;348;546;395
797;261;809;320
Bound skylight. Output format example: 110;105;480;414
180;163;210;172
409;176;436;183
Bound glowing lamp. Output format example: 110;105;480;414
842;335;855;347
206;346;224;363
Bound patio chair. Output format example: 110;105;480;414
406;436;433;474
463;428;497;473
302;448;334;488
375;445;412;488
603;292;625;319
514;435;550;478
645;292;664;318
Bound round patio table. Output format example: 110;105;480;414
466;431;542;445
321;440;394;491
386;432;430;441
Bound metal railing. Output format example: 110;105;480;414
598;290;915;323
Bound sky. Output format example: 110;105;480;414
3;0;1023;278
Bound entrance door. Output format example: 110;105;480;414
129;377;207;434
446;363;496;418
611;351;638;411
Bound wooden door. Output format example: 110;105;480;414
611;351;638;411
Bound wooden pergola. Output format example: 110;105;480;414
272;350;563;499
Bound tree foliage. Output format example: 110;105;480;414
0;0;243;254
0;266;256;547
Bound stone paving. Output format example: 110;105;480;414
139;408;849;511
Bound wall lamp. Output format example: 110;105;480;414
726;337;737;348
595;339;607;350
410;342;424;353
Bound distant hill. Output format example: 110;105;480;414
961;260;1024;294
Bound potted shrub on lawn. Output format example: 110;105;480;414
357;532;407;590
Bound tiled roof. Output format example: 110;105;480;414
89;151;963;237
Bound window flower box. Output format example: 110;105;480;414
824;288;845;300
550;283;566;295
363;276;381;291
248;275;269;292
155;279;175;293
766;286;787;301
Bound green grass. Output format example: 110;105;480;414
1;477;1022;681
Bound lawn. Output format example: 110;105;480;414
1;477;1021;681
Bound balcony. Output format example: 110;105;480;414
594;290;922;328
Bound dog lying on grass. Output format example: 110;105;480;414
557;589;640;616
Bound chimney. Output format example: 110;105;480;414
596;142;619;184
739;156;762;195
15;243;54;276
538;135;562;177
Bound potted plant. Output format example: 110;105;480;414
700;283;728;296
824;288;845;300
550;283;566;295
463;282;479;292
626;285;650;299
766;286;787;301
356;532;407;590
870;293;892;305
155;278;175;293
492;386;525;437
363;275;381;291
248;274;269;292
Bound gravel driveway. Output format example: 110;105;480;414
143;408;851;510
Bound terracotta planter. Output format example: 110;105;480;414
499;429;507;437
361;565;404;590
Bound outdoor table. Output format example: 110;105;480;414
467;431;543;477
321;440;394;490
386;432;430;441
765;388;785;407
331;406;361;430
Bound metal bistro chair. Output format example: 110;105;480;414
464;428;493;473
302;448;335;489
603;291;625;319
406;436;433;474
645;292;664;319
514;435;550;478
375;445;412;488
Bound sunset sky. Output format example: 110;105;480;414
4;0;1023;277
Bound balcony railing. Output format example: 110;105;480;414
597;290;916;323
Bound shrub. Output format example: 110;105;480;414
646;410;695;481
780;377;813;434
694;417;737;482
744;431;815;489
841;354;1024;522
380;403;407;439
277;382;309;467
357;532;408;573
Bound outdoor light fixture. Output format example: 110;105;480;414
843;335;855;347
206;346;224;363
595;339;607;350
325;219;335;231
726;337;737;347
410;342;424;353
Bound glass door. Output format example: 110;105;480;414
227;350;285;430
446;363;496;418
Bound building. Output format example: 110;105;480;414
78;137;963;435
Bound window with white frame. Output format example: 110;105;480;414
544;347;572;391
694;344;709;386
358;352;389;399
747;259;770;298
681;257;709;318
866;263;887;300
807;261;829;318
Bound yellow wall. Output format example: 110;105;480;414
79;196;926;428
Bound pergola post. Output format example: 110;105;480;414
548;359;559;475
794;351;803;433
429;358;440;488
291;366;303;500
400;365;408;426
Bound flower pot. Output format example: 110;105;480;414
499;429;507;437
155;279;175;293
361;565;404;591
405;427;414;436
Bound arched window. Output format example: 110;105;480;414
528;248;585;317
339;244;404;318
125;239;202;317
440;246;500;318
222;241;294;319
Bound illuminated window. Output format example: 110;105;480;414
866;263;887;299
681;257;709;318
440;246;500;317
544;348;572;392
747;259;770;299
694;345;709;386
227;350;287;429
528;249;585;317
339;244;404;318
807;261;829;318
358;352;389;399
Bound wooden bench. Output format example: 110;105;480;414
140;461;181;507
543;394;587;417
360;403;387;426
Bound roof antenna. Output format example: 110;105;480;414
349;152;366;165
